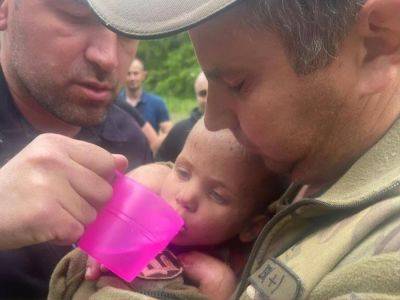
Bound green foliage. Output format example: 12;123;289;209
137;33;200;100
165;97;197;122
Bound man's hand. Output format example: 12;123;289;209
84;162;172;280
179;251;237;300
0;133;127;250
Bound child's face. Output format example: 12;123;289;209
160;126;266;246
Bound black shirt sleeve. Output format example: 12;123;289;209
155;118;193;162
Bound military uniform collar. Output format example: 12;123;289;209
315;118;400;207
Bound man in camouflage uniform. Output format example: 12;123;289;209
81;0;400;299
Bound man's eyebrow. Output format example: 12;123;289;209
204;69;220;81
71;0;89;6
54;0;89;7
204;68;244;81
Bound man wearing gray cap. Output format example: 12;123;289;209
0;0;152;298
86;0;400;299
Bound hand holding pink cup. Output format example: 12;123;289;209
78;171;184;282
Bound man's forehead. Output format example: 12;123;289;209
195;76;208;90
129;59;144;71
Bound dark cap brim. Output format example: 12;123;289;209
87;0;241;39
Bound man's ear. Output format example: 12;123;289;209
143;70;148;80
355;0;400;96
239;215;267;243
0;0;8;31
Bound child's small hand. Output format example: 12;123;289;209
179;251;236;300
85;256;107;280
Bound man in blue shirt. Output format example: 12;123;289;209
117;58;173;134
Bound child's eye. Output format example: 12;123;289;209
175;167;190;181
209;190;229;205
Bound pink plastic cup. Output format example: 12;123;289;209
78;171;183;282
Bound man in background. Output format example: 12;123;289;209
156;71;207;162
117;57;173;134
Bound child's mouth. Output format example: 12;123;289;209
179;224;187;233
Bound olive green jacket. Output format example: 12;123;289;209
236;118;400;300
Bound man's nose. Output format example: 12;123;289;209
204;86;238;132
85;28;119;74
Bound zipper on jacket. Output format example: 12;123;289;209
135;288;181;300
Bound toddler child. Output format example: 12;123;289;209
48;119;286;300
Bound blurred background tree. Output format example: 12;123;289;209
137;33;200;121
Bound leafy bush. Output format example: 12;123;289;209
137;33;200;100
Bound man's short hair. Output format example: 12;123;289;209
88;0;366;75
246;0;366;75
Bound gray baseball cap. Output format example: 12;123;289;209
87;0;241;39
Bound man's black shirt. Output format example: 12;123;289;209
0;68;153;299
155;107;203;162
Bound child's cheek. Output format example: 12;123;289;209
160;178;179;210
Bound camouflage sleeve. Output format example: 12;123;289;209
237;252;400;300
330;293;400;300
309;252;400;300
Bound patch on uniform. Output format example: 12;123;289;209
138;249;183;280
249;258;303;300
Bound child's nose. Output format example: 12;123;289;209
176;191;198;213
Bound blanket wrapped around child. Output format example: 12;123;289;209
48;249;207;300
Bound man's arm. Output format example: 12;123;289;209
156;98;173;135
159;120;173;135
157;119;173;150
0;133;127;250
309;252;400;300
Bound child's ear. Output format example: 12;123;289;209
239;215;267;243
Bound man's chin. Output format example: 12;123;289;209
127;84;140;91
262;156;294;176
231;130;259;154
56;108;108;127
